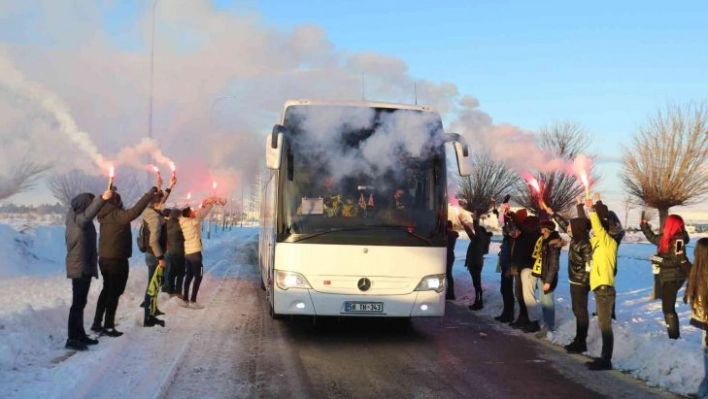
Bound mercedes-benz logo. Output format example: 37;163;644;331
357;278;372;292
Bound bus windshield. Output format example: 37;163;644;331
277;104;448;246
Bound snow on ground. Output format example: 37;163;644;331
0;221;706;398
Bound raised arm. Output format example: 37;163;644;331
105;188;157;225
76;191;111;227
640;221;660;246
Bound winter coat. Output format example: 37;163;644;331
166;208;185;256
65;193;106;279
97;189;155;259
553;214;593;286
141;207;167;259
180;204;214;255
509;213;540;270
588;210;617;291
462;220;489;268
640;223;691;284
531;230;565;292
690;297;708;331
446;229;459;264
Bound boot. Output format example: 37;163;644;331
665;314;680;339
77;335;99;345
144;316;165;327
494;312;514;323
100;328;124;337
510;316;530;328
521;320;541;333
564;339;587;354
469;292;484;310
65;338;88;351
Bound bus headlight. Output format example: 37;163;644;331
414;274;445;293
275;270;312;290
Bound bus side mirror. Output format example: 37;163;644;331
266;124;285;170
444;133;472;176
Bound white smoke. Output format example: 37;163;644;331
0;0;577;202
0;48;108;170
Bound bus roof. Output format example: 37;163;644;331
279;99;439;123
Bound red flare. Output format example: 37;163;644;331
528;178;541;194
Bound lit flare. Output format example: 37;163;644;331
107;166;115;190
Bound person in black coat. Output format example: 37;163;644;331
493;204;518;323
446;220;460;300
91;186;157;337
64;189;112;351
460;210;492;310
545;202;593;352
507;210;541;329
641;214;691;339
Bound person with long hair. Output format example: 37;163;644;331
687;237;708;398
641;214;691;339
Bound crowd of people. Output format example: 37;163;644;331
447;194;707;377
63;175;226;351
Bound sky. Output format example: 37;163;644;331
0;218;707;397
0;0;706;224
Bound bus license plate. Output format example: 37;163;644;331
344;302;383;313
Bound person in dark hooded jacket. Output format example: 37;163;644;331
64;189;112;351
91;186;157;337
460;210;492;310
507;210;541;330
545;201;593;352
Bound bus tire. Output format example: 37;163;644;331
269;303;283;320
269;280;283;320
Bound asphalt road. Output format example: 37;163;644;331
163;253;679;399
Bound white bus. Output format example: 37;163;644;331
259;99;471;319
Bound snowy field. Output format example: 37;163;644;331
0;219;706;398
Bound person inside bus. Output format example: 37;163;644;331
391;188;411;210
321;176;342;217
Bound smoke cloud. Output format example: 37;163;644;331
0;0;575;202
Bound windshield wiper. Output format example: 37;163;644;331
288;226;433;245
355;225;433;245
289;228;364;243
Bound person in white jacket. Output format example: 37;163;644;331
178;196;226;308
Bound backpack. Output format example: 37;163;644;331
137;220;149;253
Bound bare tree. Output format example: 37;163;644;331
48;170;106;207
622;102;708;229
514;122;597;214
456;151;518;213
49;169;151;208
0;160;52;201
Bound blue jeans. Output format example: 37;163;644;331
144;253;158;318
536;277;555;330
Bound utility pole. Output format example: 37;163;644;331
147;0;158;186
241;185;244;228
